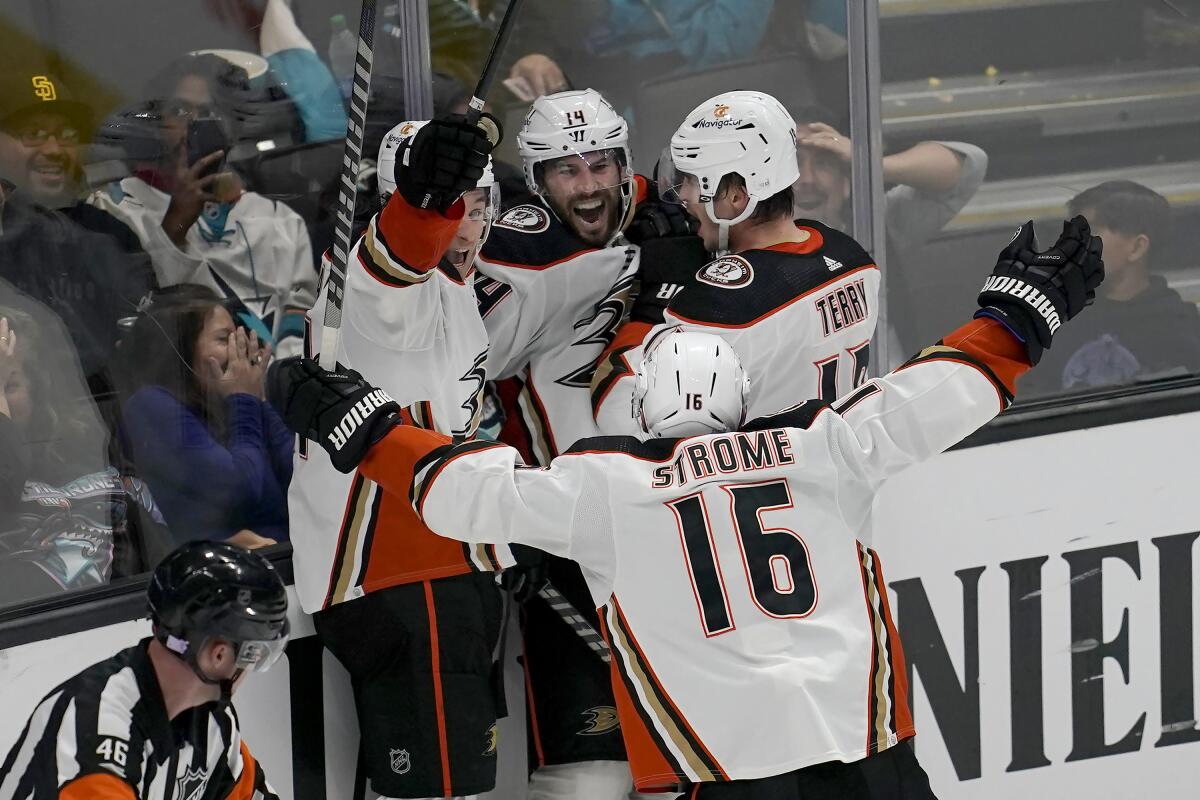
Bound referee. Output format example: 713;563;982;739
0;541;289;799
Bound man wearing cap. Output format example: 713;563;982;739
0;70;155;271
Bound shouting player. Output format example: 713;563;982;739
594;90;880;436
474;89;671;798
0;542;287;799
287;116;514;800
273;215;1103;798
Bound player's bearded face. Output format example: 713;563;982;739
540;150;624;245
0;111;80;207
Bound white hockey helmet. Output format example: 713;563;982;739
516;89;634;230
632;329;751;439
376;119;500;244
663;90;800;252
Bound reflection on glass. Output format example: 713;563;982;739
879;1;1200;398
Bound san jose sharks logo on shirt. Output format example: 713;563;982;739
198;201;237;245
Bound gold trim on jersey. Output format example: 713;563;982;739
516;379;556;465
859;542;898;752
605;600;725;783
326;476;380;606
362;218;429;287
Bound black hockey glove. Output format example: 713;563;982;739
975;215;1104;365
268;357;401;473
628;200;710;325
395;113;501;213
500;544;550;603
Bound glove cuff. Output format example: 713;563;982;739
975;306;1045;366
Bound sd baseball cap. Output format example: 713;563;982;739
0;71;92;130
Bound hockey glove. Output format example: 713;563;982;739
268;357;401;473
500;544;550;603
628;200;710;325
975;215;1104;365
395;113;500;213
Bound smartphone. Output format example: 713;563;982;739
186;117;229;177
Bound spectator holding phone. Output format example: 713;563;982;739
90;53;316;358
120;285;292;547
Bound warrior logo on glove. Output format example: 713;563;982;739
327;387;396;451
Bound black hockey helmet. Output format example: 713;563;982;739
148;541;289;677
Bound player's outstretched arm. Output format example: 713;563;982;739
268;357;601;565
814;216;1104;495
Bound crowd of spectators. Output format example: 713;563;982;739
0;0;1197;612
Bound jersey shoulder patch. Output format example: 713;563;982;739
493;203;551;234
696;255;754;289
669;230;878;328
481;204;594;269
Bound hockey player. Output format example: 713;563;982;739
0;541;287;799
593;90;880;436
286;115;514;800
272;214;1104;798
473;89;674;797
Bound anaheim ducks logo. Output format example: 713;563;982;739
482;723;499;756
494;204;551;234
714;103;730;118
399;122;416;136
578;706;620;736
696;256;754;289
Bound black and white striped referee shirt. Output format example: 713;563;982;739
0;639;276;800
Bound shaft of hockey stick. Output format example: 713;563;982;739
465;0;525;129
319;0;378;369
538;584;612;664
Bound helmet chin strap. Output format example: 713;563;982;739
173;635;243;708
703;197;759;256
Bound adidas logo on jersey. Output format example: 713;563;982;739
327;389;395;450
824;255;844;271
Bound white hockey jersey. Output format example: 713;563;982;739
90;176;316;358
593;221;880;435
475;199;641;462
288;196;511;614
357;316;1029;791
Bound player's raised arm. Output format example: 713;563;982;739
810;216;1104;496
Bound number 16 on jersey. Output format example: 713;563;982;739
667;478;817;637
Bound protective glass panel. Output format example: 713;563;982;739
0;0;369;610
878;0;1200;399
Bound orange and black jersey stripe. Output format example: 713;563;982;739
0;639;275;800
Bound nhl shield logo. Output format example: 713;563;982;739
696;256;754;289
175;766;209;800
495;204;550;234
389;748;412;775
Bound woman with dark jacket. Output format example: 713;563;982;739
121;285;293;546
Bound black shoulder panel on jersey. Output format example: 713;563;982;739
668;221;878;328
565;434;683;461
480;203;596;268
742;399;831;432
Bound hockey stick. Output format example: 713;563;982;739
319;0;379;369
538;584;612;664
318;0;524;365
464;0;525;138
